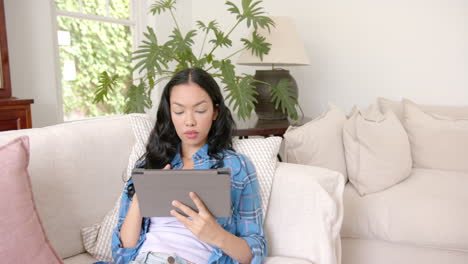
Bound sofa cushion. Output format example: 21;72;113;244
0;136;62;264
264;256;314;264
404;99;468;173
82;114;155;261
0;115;135;258
343;105;412;195
378;97;468;123
284;104;348;181
342;168;468;252
63;253;97;264
265;163;344;264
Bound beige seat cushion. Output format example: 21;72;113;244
63;253;97;264
403;99;468;173
342;168;468;252
265;256;314;264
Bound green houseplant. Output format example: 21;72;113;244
94;0;299;120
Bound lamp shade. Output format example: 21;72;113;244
237;16;309;66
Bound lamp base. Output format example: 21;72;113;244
253;69;298;120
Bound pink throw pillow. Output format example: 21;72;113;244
0;136;62;263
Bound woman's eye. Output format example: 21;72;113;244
196;110;207;114
174;111;183;115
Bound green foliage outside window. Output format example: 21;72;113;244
56;0;132;120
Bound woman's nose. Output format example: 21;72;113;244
185;112;196;126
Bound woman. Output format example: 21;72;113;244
111;68;266;264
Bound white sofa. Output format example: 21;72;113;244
283;98;468;264
341;98;468;264
0;114;344;264
339;99;468;264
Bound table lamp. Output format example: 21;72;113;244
237;16;309;120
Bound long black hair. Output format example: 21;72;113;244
141;68;236;169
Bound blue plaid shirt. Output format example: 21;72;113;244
111;144;267;264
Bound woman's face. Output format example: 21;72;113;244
170;82;218;151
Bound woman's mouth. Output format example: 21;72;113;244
184;131;199;139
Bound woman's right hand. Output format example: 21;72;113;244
120;164;171;248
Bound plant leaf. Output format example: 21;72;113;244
150;0;177;15
242;0;274;30
93;71;119;103
196;20;219;33
196;20;206;30
225;1;242;20
124;82;151;113
220;60;257;120
212;60;221;69
132;27;170;75
269;78;299;120
237;0;274;31
167;28;198;68
208;28;232;48
241;30;271;60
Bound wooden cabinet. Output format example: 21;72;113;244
0;98;34;131
233;114;311;138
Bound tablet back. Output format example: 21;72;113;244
132;168;231;217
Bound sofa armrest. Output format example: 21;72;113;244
264;162;345;264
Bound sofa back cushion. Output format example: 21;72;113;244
284;104;348;182
0;136;62;263
0;115;135;259
343;105;412;195
81;114;154;261
404;100;468;173
378;97;468;123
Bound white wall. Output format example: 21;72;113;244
191;0;468;117
4;0;61;128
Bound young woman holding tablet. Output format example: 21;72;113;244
110;68;266;264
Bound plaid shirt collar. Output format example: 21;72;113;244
171;143;210;168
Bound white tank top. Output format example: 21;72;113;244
139;217;215;264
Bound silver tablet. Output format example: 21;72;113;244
132;168;232;218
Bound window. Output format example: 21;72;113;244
53;0;136;121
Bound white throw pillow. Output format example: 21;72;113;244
264;162;344;264
343;105;412;195
233;136;282;216
82;114;154;261
403;99;468;173
283;104;348;182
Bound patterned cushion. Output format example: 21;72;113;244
233;137;282;216
81;114;154;261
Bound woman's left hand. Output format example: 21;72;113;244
171;192;227;247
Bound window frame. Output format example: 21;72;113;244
51;0;143;122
